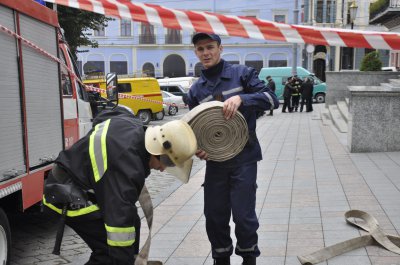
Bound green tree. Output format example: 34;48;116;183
56;5;112;60
360;50;383;71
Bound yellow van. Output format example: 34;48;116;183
84;77;163;125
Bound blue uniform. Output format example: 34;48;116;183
187;60;278;259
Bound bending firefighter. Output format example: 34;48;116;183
43;107;197;265
188;33;279;265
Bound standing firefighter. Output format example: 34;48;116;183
43;107;197;265
187;32;279;265
291;76;302;112
265;76;276;116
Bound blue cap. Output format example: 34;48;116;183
192;33;221;45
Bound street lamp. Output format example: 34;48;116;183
349;0;358;29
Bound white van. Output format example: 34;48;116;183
157;77;198;92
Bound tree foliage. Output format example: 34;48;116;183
56;5;112;60
360;51;383;71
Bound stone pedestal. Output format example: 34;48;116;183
325;71;400;106
348;86;400;152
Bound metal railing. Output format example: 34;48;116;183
391;0;400;7
370;0;400;20
139;34;156;44
165;34;182;44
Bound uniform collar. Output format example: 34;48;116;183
199;59;232;85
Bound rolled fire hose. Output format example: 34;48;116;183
181;101;249;162
135;184;162;265
298;210;400;265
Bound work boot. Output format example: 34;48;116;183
242;256;256;265
213;257;230;265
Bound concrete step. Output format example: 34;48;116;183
389;79;400;87
321;108;332;126
380;83;393;89
337;101;349;123
328;105;348;133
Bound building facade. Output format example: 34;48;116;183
369;0;400;70
77;0;301;79
302;0;390;79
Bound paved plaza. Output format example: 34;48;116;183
10;104;400;265
143;104;400;265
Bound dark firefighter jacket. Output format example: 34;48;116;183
187;59;279;168
43;108;150;259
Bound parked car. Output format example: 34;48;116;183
162;91;184;115
157;77;198;92
159;84;188;105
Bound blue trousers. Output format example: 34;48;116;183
204;162;260;258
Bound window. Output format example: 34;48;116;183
59;49;73;96
142;62;155;77
94;24;105;37
166;29;182;44
120;19;131;36
140;23;155;44
83;61;105;75
110;61;128;75
77;61;83;76
282;76;291;85
117;83;131;93
316;0;335;23
274;15;286;23
245;61;263;73
269;60;287;67
168;86;181;93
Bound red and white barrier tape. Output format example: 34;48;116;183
44;0;400;50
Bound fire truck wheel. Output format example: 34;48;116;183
0;208;10;265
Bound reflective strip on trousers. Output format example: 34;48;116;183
236;243;258;253
89;119;111;182
215;244;233;253
105;224;136;247
42;196;100;217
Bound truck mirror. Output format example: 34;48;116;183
106;73;118;104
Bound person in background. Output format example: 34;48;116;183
291;76;302;112
282;77;294;113
187;32;279;265
300;77;314;112
266;76;276;116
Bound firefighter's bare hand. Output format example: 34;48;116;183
196;149;208;160
223;95;242;120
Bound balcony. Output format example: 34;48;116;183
370;0;400;28
165;34;182;44
139;34;156;44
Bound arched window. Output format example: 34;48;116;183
245;53;264;73
84;54;105;75
163;54;186;77
268;53;288;67
222;53;240;65
142;62;155;77
110;54;128;75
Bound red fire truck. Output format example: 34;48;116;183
0;1;99;263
